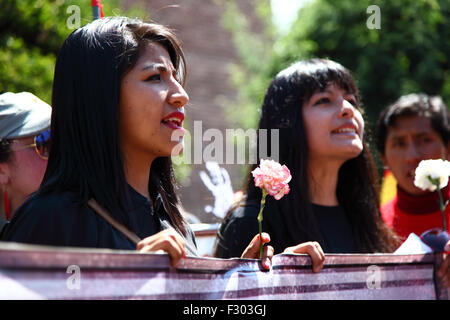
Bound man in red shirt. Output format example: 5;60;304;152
376;94;450;287
375;93;450;240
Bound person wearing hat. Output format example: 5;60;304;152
0;91;51;234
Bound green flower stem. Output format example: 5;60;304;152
437;186;447;232
257;189;268;259
429;176;448;231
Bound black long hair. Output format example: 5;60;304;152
42;17;188;235
242;59;399;253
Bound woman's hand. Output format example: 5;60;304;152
137;228;186;267
437;241;450;288
241;232;274;270
283;241;325;273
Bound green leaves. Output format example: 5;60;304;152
0;0;146;103
220;0;450;132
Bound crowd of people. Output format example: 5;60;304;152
0;16;448;287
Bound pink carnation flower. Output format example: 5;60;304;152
252;159;292;258
252;159;292;200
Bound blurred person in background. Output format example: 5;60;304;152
0;92;51;235
375;93;450;240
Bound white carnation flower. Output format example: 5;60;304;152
414;159;450;192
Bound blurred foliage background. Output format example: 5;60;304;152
1;0;448;182
220;0;450;138
2;0;449;136
0;0;145;104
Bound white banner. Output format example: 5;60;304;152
0;242;448;300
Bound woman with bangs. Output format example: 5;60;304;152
216;59;400;265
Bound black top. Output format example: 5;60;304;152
311;203;357;253
0;185;198;256
215;202;357;258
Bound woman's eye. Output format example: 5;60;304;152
145;74;161;82
347;99;358;106
313;97;330;105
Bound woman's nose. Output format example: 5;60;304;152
338;99;355;118
168;81;189;108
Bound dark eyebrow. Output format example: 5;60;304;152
141;63;173;73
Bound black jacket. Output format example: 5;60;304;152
1;185;198;256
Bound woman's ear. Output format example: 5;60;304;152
0;162;10;186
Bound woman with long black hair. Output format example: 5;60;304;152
1;17;291;268
216;59;400;259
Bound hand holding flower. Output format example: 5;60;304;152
241;232;274;270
